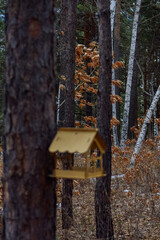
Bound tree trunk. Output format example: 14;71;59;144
57;0;68;127
130;85;160;167
84;0;97;119
128;61;138;139
150;74;159;138
3;1;57;240
111;0;118;146
114;0;121;142
61;0;77;230
120;0;141;149
110;0;116;34
128;30;140;139
84;0;96;46
112;0;121;146
95;0;114;239
144;62;148;114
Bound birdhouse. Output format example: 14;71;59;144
49;128;106;179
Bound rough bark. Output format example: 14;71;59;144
128;60;138;139
84;0;97;119
130;85;160;167
57;0;68;127
95;0;114;239
63;0;77;128
84;0;96;46
61;0;77;230
3;1;57;240
120;0;141;149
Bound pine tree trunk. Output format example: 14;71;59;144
130;85;160;167
120;0;141;149
3;1;57;239
128;63;138;139
95;0;114;239
58;0;68;127
61;0;77;230
84;0;97;119
63;0;77;128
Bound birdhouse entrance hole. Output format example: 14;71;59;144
49;128;106;179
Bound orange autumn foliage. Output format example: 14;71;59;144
74;42;124;128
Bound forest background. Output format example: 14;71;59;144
0;0;160;239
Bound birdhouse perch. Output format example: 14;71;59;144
49;128;106;179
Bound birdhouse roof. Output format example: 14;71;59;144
49;128;106;154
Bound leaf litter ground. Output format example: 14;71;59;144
56;149;160;240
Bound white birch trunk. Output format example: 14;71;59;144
150;74;159;137
112;73;119;146
153;109;159;136
150;76;160;150
158;133;160;151
110;0;116;33
111;0;119;146
120;0;141;149
130;85;160;167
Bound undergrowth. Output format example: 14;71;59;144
56;138;160;239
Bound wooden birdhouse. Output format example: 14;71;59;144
49;128;106;179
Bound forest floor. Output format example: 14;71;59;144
56;177;160;240
56;144;160;240
0;176;159;240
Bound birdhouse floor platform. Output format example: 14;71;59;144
50;167;106;179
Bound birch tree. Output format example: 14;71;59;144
111;0;121;146
110;0;116;33
130;85;160;167
111;0;119;146
120;0;142;149
150;74;159;138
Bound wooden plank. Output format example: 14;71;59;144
51;169;85;179
49;169;105;179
